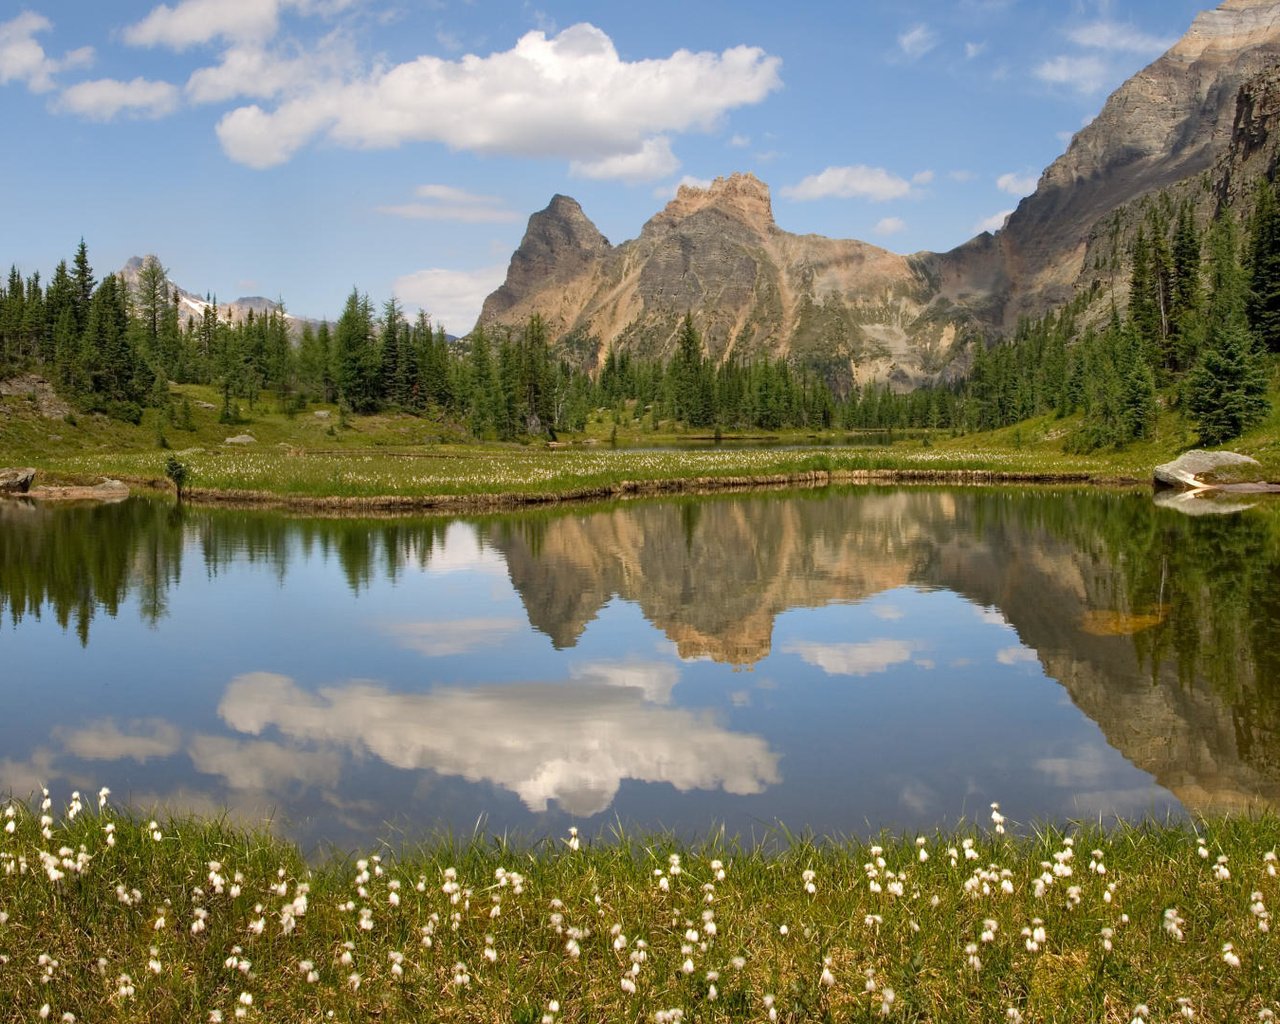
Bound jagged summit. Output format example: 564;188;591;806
646;173;775;235
478;194;610;324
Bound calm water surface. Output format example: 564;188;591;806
2;487;1278;853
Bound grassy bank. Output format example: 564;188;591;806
2;381;1280;506
4;799;1279;1022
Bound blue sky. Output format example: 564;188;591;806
1;0;1211;332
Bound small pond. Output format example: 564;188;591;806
2;486;1278;853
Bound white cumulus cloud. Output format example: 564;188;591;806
393;264;508;336
125;0;288;49
59;77;181;120
217;671;779;818
570;136;680;182
781;165;913;202
996;645;1039;666
213;23;781;171
874;216;907;237
0;12;93;94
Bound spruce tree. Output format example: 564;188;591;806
1187;216;1271;444
1247;177;1280;353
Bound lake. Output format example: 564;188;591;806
2;486;1278;854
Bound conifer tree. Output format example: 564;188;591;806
1247;177;1280;352
1187;216;1271;444
334;289;379;413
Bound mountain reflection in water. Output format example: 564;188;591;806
1;487;1277;851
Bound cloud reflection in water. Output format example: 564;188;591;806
218;666;780;817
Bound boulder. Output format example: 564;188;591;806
224;434;256;445
1153;450;1262;490
0;467;36;494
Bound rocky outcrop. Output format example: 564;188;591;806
0;467;36;494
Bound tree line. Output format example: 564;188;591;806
0;245;956;438
965;183;1275;448
3;192;1274;445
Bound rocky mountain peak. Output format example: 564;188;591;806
478;193;611;325
647;172;775;235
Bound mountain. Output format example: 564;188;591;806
477;174;956;391
478;0;1280;388
945;0;1280;325
118;256;314;333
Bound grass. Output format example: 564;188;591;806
2;381;1279;505
3;796;1279;1022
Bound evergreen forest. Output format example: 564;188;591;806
2;178;1278;449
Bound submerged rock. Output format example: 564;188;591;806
0;467;36;494
1153;450;1263;490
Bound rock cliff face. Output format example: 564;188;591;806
950;0;1280;324
479;0;1280;383
478;174;963;390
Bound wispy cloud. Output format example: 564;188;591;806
383;618;524;657
874;216;907;237
1067;20;1174;56
1034;53;1108;94
377;183;521;223
898;23;938;60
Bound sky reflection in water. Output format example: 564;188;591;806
4;488;1275;852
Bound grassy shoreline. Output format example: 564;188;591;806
4;802;1279;1022
3;380;1279;508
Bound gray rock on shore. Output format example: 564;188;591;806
1153;450;1262;490
0;467;36;494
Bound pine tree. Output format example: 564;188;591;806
334;289;379;413
1247;177;1280;353
71;239;95;336
1169;201;1203;371
1187;216;1271;445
